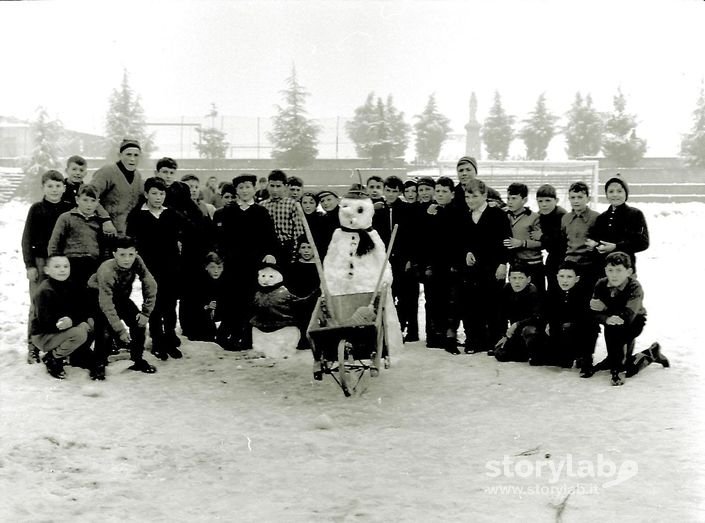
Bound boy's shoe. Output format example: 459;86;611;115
27;344;41;364
151;349;168;361
486;349;495;356
610;371;624;386
165;332;182;348
90;363;106;381
129;359;157;373
579;367;594;378
647;342;670;368
166;346;183;359
403;333;419;343
42;351;66;380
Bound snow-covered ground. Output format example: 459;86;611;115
1;199;704;522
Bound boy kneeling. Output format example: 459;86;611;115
30;255;95;379
588;251;669;386
494;264;543;362
89;236;158;377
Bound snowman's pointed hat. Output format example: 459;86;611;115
343;183;370;199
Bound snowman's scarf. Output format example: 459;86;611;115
340;226;375;256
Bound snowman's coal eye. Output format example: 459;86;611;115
357;207;363;214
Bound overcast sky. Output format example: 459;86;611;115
1;0;704;157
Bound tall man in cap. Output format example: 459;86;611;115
91;139;145;236
453;156;504;210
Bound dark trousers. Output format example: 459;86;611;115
149;284;178;346
94;298;146;364
424;268;458;342
604;314;646;374
537;321;598;367
460;271;504;352
392;263;419;338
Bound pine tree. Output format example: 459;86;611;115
194;104;229;160
384;95;411;160
680;82;705;168
518;93;558;160
601;88;647;166
414;93;452;164
564;92;603;159
346;93;409;165
346;92;378;159
104;69;154;160
20;106;63;200
268;66;320;167
481;91;514;160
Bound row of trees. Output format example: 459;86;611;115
25;70;705;181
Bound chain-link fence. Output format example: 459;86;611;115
147;115;357;160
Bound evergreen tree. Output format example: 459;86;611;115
601;88;647;166
564;92;603;159
20;106;63;200
105;69;154;160
414;93;452;164
518;93;558;160
268;66;320;167
481;91;514;160
346;92;378;159
384;95;411;160
194;104;229;160
346;93;409;164
680;82;705;168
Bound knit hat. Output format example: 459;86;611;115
343;183;370;199
317;189;339;200
403;180;418;189
416;176;435;189
457;156;478;173
604;174;629;200
119;139;141;153
232;173;257;188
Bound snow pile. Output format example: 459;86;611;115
0;199;704;521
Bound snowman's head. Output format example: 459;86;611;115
257;264;284;288
339;184;374;229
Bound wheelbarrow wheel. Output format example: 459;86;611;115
338;338;352;397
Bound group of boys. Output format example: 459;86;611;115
22;143;669;386
22;141;331;380
358;156;669;386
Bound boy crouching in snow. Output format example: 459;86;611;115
88;235;158;378
587;251;669;386
30;255;95;379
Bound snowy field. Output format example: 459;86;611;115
1;199;704;522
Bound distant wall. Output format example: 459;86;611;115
84;158;408;195
592;157;705;203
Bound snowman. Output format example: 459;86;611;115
250;262;312;359
322;184;403;351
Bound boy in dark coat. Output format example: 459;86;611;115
532;184;567;294
126;176;185;359
215;174;279;351
587;251;668;386
373;175;416;341
61;155;89;206
587;175;649;274
539;261;597;372
494;265;544;363
287;235;321;350
21;170;74;363
460;179;511;354
181;252;227;342
30;255;95;379
89;236;158;378
417;176;465;350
